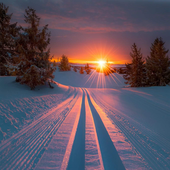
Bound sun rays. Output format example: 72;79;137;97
85;61;124;88
82;43;124;88
98;60;106;68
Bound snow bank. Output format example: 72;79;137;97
0;76;73;142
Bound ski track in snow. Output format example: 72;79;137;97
0;86;75;142
90;89;170;170
0;86;170;169
0;88;80;170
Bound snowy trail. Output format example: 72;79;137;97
35;89;127;170
85;91;104;170
66;90;85;170
65;89;127;170
0;88;81;170
1;85;170;169
86;90;125;170
35;89;83;170
90;89;170;170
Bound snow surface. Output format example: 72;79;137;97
54;68;125;88
0;69;170;170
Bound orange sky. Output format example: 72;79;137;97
7;0;170;64
62;59;127;64
51;41;131;64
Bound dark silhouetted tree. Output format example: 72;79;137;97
73;66;77;72
124;43;145;87
58;55;70;71
117;67;124;74
79;67;84;74
0;3;20;75
123;63;132;83
10;7;56;89
85;63;91;74
146;38;170;86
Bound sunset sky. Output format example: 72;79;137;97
3;0;170;64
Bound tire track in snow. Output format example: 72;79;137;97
85;90;126;170
0;88;80;170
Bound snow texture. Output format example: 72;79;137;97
0;69;170;170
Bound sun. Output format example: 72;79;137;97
98;60;106;69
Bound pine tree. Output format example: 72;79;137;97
0;3;20;75
123;63;132;83
146;38;170;86
12;7;56;89
79;67;84;74
58;55;70;71
73;66;77;72
124;43;145;87
85;63;91;74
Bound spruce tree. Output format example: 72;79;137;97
13;7;56;89
146;38;170;86
123;63;132;84
73;67;77;72
124;43;145;87
0;3;20;75
79;67;84;74
58;55;70;71
85;63;91;74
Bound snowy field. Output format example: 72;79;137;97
0;69;170;170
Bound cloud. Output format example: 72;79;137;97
2;0;170;62
2;0;170;33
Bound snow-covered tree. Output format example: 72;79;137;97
79;67;84;74
85;63;91;74
146;38;170;86
123;63;132;83
12;7;56;89
73;66;77;72
124;43;145;87
58;55;71;71
0;3;20;75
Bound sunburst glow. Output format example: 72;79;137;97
98;60;106;69
84;59;124;88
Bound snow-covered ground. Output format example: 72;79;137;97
54;68;125;88
0;69;170;170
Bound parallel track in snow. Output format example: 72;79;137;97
86;90;125;170
1;87;169;170
90;91;170;170
63;89;125;170
35;89;126;170
66;91;86;170
0;88;80;170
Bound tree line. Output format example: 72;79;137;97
0;3;56;89
124;38;170;87
58;54;91;74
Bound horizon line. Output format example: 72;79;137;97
51;59;127;64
